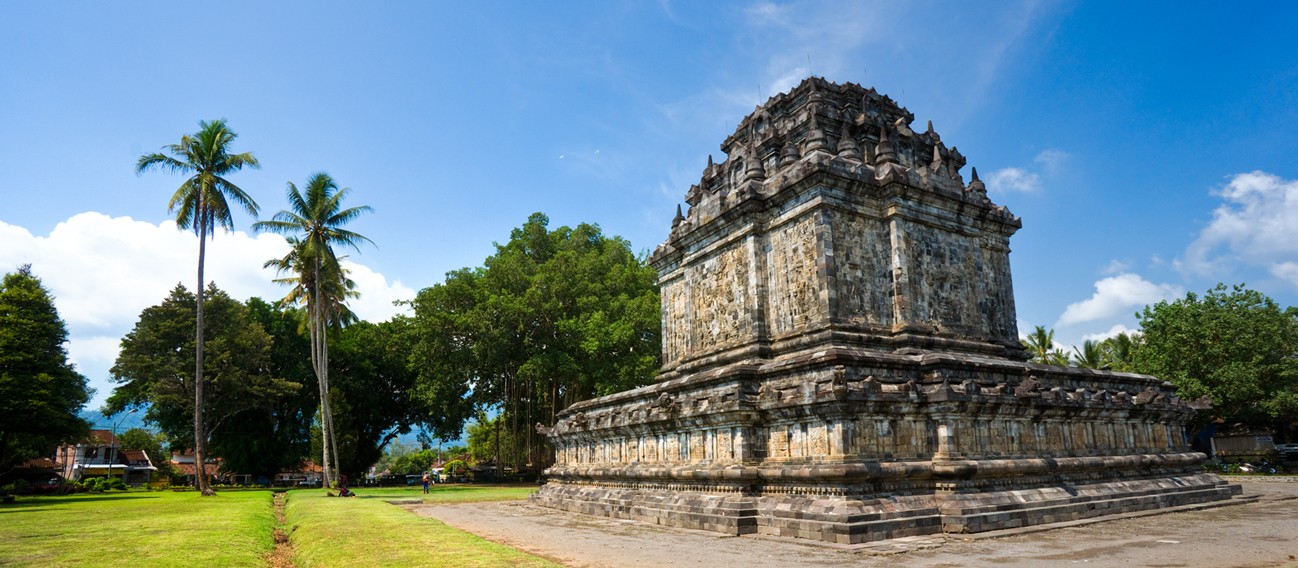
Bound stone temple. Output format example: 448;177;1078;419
531;77;1239;543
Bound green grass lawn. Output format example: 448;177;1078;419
286;483;558;567
0;484;557;568
0;490;274;567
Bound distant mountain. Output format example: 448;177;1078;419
77;408;463;447
79;408;151;432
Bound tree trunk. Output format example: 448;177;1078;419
322;319;340;480
194;209;214;496
312;282;332;490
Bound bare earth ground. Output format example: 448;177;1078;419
407;478;1298;568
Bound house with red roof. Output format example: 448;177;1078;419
53;429;158;485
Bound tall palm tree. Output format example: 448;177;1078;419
1100;332;1138;371
137;119;260;496
263;236;360;485
1021;325;1056;364
1072;339;1105;369
255;173;372;487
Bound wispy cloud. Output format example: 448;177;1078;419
1101;259;1132;275
986;149;1068;194
987;167;1042;193
1033;149;1069;173
1176;171;1298;285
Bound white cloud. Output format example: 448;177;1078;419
1272;261;1298;286
987;167;1041;193
1177;171;1298;278
339;260;415;321
1033;149;1069;174
1101;259;1132;275
985;148;1067;194
0;212;415;406
1081;323;1135;343
1056;273;1183;327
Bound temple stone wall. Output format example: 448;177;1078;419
533;77;1237;544
827;210;892;328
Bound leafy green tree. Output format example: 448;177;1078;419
254;172;372;488
0;266;91;478
137;119;260;495
389;448;439;476
466;413;516;465
325;318;423;478
117;428;178;482
373;440;418;475
206;298;316;480
409;213;660;470
107;285;301;481
1132;283;1298;428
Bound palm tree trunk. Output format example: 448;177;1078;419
311;256;341;488
322;318;340;480
312;302;332;489
194;210;213;496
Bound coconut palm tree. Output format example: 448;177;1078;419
263;236;361;485
1021;325;1056;364
255;173;372;487
1072;339;1105;369
136;119;260;496
1100;332;1138;371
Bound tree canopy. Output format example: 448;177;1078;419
0;266;91;477
409;213;661;469
1132;283;1298;427
107;284;302;476
324;318;423;478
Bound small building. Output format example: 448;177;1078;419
53;430;157;485
273;461;323;487
170;452;222;486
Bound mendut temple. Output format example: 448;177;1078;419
531;77;1239;544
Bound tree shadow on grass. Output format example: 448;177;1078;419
0;493;161;513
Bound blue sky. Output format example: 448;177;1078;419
3;1;1298;409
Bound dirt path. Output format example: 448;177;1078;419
266;491;295;568
407;478;1298;568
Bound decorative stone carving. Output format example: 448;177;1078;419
1014;376;1043;398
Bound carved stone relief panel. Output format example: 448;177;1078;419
664;434;680;462
766;215;827;336
898;222;981;334
716;428;734;461
689;431;705;461
770;426;790;458
661;277;688;364
683;243;754;356
809;423;829;457
830;213;892;326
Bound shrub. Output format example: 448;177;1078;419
442;460;471;482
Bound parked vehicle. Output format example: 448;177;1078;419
1275;443;1298;461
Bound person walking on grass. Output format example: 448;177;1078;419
422;472;430;494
